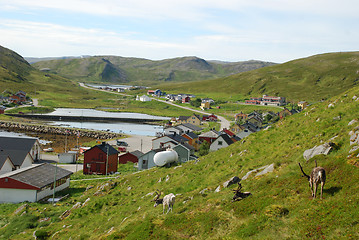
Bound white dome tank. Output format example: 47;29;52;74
154;150;178;167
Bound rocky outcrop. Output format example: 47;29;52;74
0;121;121;139
303;143;333;161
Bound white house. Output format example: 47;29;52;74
0;163;72;203
0;136;41;169
0;154;15;175
136;95;152;102
209;134;234;152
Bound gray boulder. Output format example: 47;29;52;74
223;176;241;188
303;143;332;161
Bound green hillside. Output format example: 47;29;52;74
161;52;359;102
31;56;275;85
1;86;358;239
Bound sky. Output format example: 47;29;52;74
0;0;358;63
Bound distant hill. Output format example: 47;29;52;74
0;46;34;83
161;52;359;102
31;56;276;85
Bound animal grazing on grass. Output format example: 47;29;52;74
298;160;326;199
153;190;176;214
232;183;251;202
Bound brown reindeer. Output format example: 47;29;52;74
232;183;251;202
298;161;326;199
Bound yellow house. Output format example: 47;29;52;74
200;101;210;110
298;101;308;110
187;114;202;126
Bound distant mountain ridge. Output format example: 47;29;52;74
162;51;359;101
30;55;276;85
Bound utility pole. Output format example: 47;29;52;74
52;163;58;205
106;145;109;175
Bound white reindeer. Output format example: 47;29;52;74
153;190;176;214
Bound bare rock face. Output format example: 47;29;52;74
303;143;332;161
223;176;241;188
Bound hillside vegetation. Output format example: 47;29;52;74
161;52;359;102
1;86;358;239
31;56;275;85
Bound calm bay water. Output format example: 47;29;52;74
43;108;168;136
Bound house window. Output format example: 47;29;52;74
143;160;147;165
218;141;223;146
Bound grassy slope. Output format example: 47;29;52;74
1;87;358;239
161;52;359;102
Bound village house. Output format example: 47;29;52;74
0;106;5;114
184;114;202;125
182;96;191;103
200;101;210;110
176;123;203;133
152;134;189;150
0;153;15;174
164;126;183;136
173;144;196;163
182;131;201;151
247;115;263;128
202;114;218;122
0;163;72;203
199;130;221;144
235;112;248;122
210;134;234;152
245;95;286;106
83;142;119;175
137;148;164;171
118;150;143;164
0;136;41;170
298;101;308;110
136;95;152;102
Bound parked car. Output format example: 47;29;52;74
118;146;127;152
116;140;129;146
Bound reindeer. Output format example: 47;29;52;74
153;190;176;214
232;183;251;202
298;160;326;199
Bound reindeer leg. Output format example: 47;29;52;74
313;183;318;199
320;181;324;200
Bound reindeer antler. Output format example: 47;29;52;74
232;182;242;193
153;189;162;201
298;163;310;179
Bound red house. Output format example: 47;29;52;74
118;150;143;164
83;142;119;175
182;96;191;103
203;114;218;122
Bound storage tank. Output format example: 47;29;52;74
154;150;178;167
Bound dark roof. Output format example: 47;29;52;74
86;142;119;155
179;116;190;121
168;134;189;144
129;150;144;158
0;136;38;166
0;153;13;168
179;123;203;131
0;163;72;189
218;134;234;145
183;131;199;139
